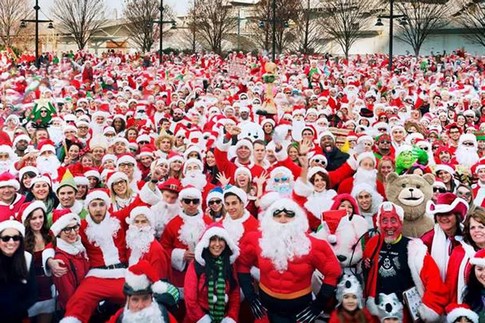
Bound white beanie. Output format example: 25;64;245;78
85;190;110;207
126;206;154;227
224;186;248;206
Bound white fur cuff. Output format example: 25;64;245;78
197;314;212;323
216;139;231;152
140;182;162;205
42;248;55;277
418;303;441;322
294;178;314;197
171;248;187;272
274;145;288;161
151;281;168;294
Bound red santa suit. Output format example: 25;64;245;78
52;238;90;310
159;211;212;288
222;210;259;245
445;241;475;304
0;193;25;222
363;235;448;322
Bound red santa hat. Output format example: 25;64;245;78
445;303;478;323
376;201;404;226
223;185;248;206
138;146;154;159
106;171;129;189
356;151;377;167
126;206;154;227
102;154;117;165
426;193;469;221
318;130;335;142
234;138;253;154
182;158;204;175
18;166;39;181
167;151;184;164
30;174;51;188
124;260;169;295
74;176;89;187
85;189;111;207
50;209;80;237
194;223;239;266
0;219;25;236
471;159;485;174
179;185;202;200
322;209;347;244
307;166;328;182
84;168;101;180
38;139;56;155
0;172;20;190
13;134;31;147
183;145;203;160
116;154;136;167
470;249;485;267
158;178;181;194
434;164;455;176
234;166;252;181
17;201;46;224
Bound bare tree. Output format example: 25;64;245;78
252;0;301;54
53;0;107;50
294;0;324;53
0;0;30;47
394;0;450;56
454;0;485;48
181;1;199;52
194;0;236;54
124;0;173;52
319;0;379;59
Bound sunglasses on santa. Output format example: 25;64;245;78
182;198;200;205
433;187;446;193
273;208;296;218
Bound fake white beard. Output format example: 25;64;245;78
455;145;480;168
122;301;164;323
0;160;11;173
178;213;206;251
36;155;60;179
181;170;207;190
90;122;106;136
222;216;245;243
126;225;155;265
260;214;311;272
85;215;121;247
353;168;377;187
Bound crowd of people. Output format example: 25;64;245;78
0;48;485;323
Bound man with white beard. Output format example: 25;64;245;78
36;139;61;180
338;151;386;198
0;144;18;173
108;260;179;323
453;134;480;169
237;198;341;322
149;178;182;238
125;206;170;281
180;157;214;203
90;110;109;136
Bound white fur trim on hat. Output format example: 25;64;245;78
307;166;327;182
19;166;39;180
235;139;253;154
318;131;335;141
224;186;248;206
434;164;455;175
356;152;376;167
426;197;469;217
136;134;150;144
50;213;80;237
116;155;136;167
446;306;479;323
85;190;110;207
183;158;204;175
167;154;184;164
20;201;46;224
126;206;154;226
111;137;129;147
74;176;89;186
30;175;51;188
0;177;20;190
179;186;202;200
39;144;55;155
106;171;129;189
270;166;292;180
183;145;203;160
125;270;151;292
470;257;485;267
195;226;240;266
0;219;25;236
357;135;374;145
234;166;252;181
206;190;224;206
13;135;30;147
101;154;117;164
84;170;100;179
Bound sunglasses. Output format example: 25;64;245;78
138;141;149;145
313;159;326;165
433;187;446;193
457;191;471;197
379;140;391;144
208;199;222;206
462;142;475;147
62;224;80;234
378;128;387;132
274;177;289;183
420;147;429;151
273;208;296;217
0;235;21;242
182;198;200;205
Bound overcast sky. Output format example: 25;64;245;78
41;0;189;19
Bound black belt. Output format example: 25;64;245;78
94;263;127;270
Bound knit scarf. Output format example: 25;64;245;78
208;257;225;323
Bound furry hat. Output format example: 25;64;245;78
194;223;239;266
336;274;364;309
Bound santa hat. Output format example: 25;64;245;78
138;146;154;159
116;154;136;167
84;168;100;180
434;164;455;175
74;176;89;187
106;171;129;189
0;219;25;236
179;185;202;200
234;166;252;181
13;134;31;147
459;133;478;148
223;185;248;206
322;209;348;244
111;137;129;147
426;193;469;221
38;139;56;155
376;202;404;226
136;134;151;144
194;223;239;266
356;151;377;167
17;201;46;224
50;209;80;237
470;249;485;267
0;172;20;190
89;134;108;150
309;155;328;168
124;260;169;295
318;130;335;142
265;198;307;224
167;152;184;164
206;187;223;206
126;206;154;227
18;166;39;181
85;189;110;207
102;154;117;165
270;166;293;180
336;274;364;309
183;145;203;160
234;139;253;154
307;166;328;182
63;125;77;134
445;303;478;323
182;158;204;175
158;178;181;193
357;135;374;145
30;175;51;188
56;168;77;193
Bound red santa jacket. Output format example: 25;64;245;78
214;147;264;182
222;210;259;245
445;242;475;304
0;194;26;222
159;213;212;287
127;239;171;281
53;242;90;309
237;231;341;298
184;261;240;323
337;177;386;200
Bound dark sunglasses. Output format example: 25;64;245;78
273;208;296;217
420;147;429;151
313;159;326;165
274;177;289;183
182;198;200;205
462;142;475;147
62;224;80;234
433;187;446;193
208;199;222;206
0;235;21;242
378;128;387;132
379;140;391;144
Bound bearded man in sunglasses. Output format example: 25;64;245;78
237;198;341;323
159;186;212;297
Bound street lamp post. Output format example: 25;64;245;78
21;0;54;68
156;0;176;65
272;0;276;62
